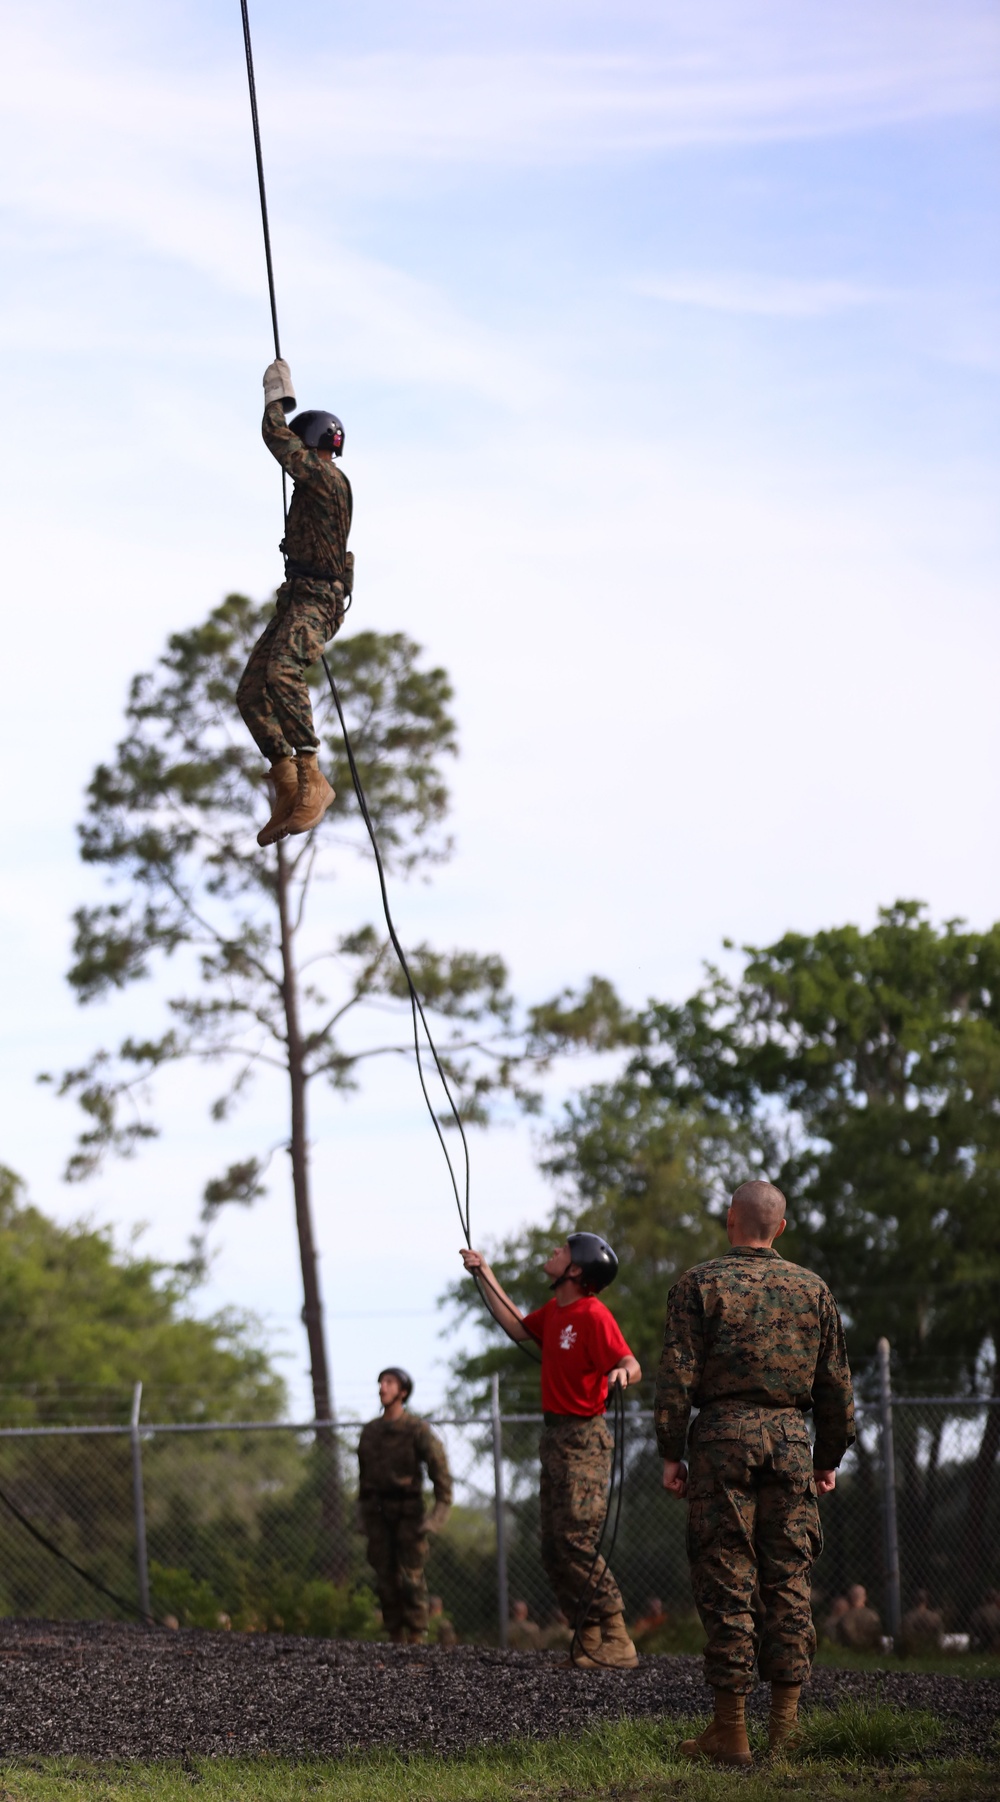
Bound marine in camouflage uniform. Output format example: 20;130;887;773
655;1242;855;1696
237;398;353;766
357;1411;453;1642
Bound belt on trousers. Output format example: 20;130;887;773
543;1411;606;1425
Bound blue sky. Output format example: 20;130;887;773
1;0;998;1418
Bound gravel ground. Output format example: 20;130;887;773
0;1620;995;1760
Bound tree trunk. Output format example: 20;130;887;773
277;841;347;1582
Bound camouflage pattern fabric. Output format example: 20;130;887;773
654;1246;855;1469
236;579;344;763
686;1405;822;1692
357;1412;453;1509
361;1498;430;1636
508;1617;544;1651
427;1607;458;1647
539;1414;623;1625
262;401;353;583
655;1246;855;1695
836;1601;883;1650
357;1412;453;1637
898;1601;943;1657
969;1598;1000;1652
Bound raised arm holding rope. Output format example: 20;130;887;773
460;1235;641;1670
237;357;353;848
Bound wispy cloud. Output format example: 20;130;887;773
2;3;998;196
634;273;891;319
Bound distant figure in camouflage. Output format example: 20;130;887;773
969;1589;1000;1653
898;1588;942;1658
460;1234;642;1669
508;1599;544;1651
836;1582;882;1651
357;1367;452;1645
656;1180;855;1767
427;1594;458;1647
238;358;353;849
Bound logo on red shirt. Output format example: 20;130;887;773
522;1295;633;1417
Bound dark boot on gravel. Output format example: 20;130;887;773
768;1681;802;1752
679;1690;752;1767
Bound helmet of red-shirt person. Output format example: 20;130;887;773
567;1232;619;1294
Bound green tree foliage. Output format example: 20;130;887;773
0;1165;281;1425
445;1099;752;1410
497;904;1000;1604
622;902;1000;1396
45;595;541;1448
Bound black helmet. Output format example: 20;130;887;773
567;1231;618;1294
378;1366;413;1400
290;409;345;456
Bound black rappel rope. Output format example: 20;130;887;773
0;1479;154;1625
237;0;539;1360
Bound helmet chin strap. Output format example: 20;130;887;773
550;1269;582;1293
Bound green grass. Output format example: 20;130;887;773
0;1707;991;1802
793;1698;941;1760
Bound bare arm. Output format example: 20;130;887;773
459;1249;531;1343
608;1354;642;1388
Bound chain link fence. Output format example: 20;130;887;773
0;1366;996;1650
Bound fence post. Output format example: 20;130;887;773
130;1381;152;1621
876;1337;902;1641
491;1372;509;1648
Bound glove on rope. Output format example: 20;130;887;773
263;357;296;412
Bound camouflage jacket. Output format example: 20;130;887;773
357;1412;453;1507
654;1246;855;1469
262;400;353;583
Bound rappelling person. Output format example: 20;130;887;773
459;1235;642;1669
237;358;354;848
357;1367;453;1645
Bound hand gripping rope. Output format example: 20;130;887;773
237;0;538;1349
238;0;632;1661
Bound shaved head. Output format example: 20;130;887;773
730;1180;787;1244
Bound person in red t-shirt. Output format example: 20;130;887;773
460;1232;642;1668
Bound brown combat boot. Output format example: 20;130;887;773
284;752;336;836
768;1681;802;1753
571;1613;639;1669
597;1612;639;1668
256;756;299;847
679;1690;752;1767
569;1621;603;1666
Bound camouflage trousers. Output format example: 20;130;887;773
539;1413;624;1625
236;577;345;764
361;1498;430;1636
686;1404;822;1693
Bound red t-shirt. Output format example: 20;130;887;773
522;1295;632;1417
